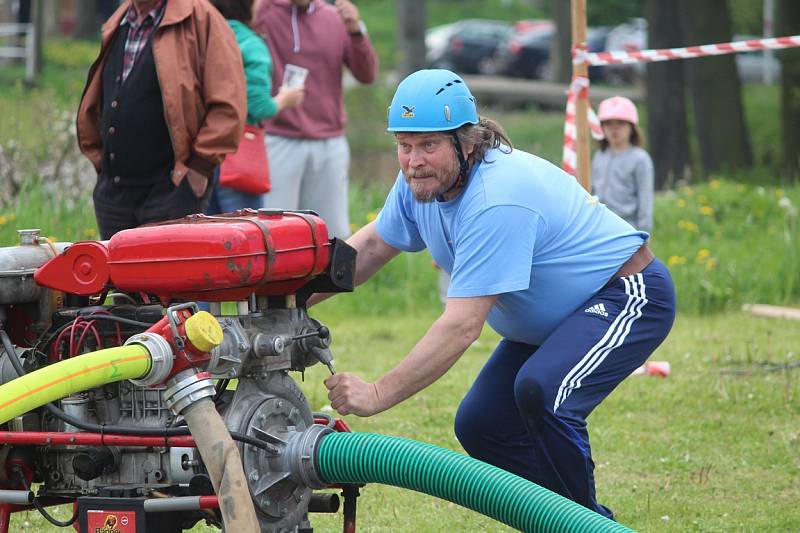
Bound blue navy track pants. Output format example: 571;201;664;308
454;258;676;518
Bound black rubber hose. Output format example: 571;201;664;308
0;330;267;450
13;466;78;527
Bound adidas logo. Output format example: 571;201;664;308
585;303;609;317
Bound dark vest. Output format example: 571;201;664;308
100;25;174;186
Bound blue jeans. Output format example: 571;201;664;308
207;182;263;215
454;259;676;518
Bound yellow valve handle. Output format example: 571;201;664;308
184;311;224;353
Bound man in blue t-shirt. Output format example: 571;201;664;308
316;69;676;519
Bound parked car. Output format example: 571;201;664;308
493;20;554;80
492;20;610;81
602;18;647;86
425;19;514;75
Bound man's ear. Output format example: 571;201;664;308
463;142;476;158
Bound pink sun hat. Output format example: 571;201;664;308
597;96;639;125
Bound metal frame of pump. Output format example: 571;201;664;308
0;291;362;533
0;211;362;533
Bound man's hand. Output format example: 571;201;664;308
274;85;305;112
334;0;362;35
324;373;383;417
185;168;209;198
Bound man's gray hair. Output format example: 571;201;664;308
455;117;513;162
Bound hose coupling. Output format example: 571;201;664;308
125;332;174;387
164;369;216;416
286;424;333;490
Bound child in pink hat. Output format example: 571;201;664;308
592;96;654;233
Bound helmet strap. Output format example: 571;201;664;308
437;131;470;201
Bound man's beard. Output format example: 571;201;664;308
404;159;461;203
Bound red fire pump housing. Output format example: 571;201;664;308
34;211;332;302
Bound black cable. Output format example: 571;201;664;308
213;378;230;404
0;330;269;450
13;466;79;527
79;314;157;327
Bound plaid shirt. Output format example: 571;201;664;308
120;0;167;83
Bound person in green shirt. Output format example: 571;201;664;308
208;0;305;213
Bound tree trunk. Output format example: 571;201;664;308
395;0;427;79
40;0;60;39
677;0;752;175
778;0;800;181
73;0;98;40
645;0;690;189
32;0;44;76
550;0;571;83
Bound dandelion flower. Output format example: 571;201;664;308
667;255;687;267
367;211;378;222
696;249;711;260
699;206;714;216
710;179;721;189
0;216;6;225
705;258;717;271
676;199;687;208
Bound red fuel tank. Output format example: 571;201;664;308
34;211;331;302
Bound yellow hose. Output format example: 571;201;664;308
0;345;151;425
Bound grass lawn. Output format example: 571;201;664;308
11;309;799;532
290;306;800;533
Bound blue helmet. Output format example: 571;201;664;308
387;69;479;132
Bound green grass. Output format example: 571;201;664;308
11;310;799;532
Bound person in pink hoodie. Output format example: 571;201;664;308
254;0;378;238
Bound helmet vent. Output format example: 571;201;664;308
435;79;464;96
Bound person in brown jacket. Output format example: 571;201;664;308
77;0;247;239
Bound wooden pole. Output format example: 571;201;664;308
571;0;591;191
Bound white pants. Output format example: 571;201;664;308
263;134;351;238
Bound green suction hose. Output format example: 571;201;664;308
316;432;634;533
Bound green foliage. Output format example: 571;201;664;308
44;39;100;70
654;178;799;313
587;0;644;26
728;0;764;35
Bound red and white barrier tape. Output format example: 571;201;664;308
562;33;800;177
575;34;800;66
562;76;603;177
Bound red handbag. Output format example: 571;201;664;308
219;124;271;194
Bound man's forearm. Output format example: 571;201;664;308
373;313;481;412
307;222;398;307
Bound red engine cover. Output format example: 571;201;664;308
34;211;331;302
